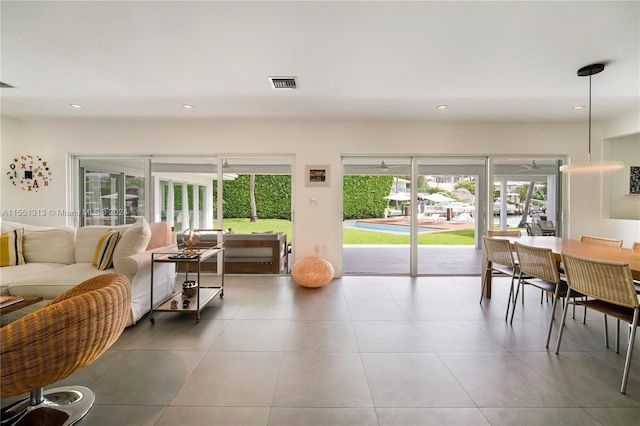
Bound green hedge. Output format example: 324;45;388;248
212;174;393;220
214;175;292;219
343;175;395;219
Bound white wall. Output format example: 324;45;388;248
2;117;639;275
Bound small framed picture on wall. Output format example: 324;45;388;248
629;165;640;195
305;165;330;187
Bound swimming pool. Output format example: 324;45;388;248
343;221;442;234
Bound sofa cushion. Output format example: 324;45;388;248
147;221;173;249
23;227;76;264
1;263;69;295
6;263;113;299
112;218;151;267
1;228;25;267
93;230;121;270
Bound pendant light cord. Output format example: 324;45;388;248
587;74;591;162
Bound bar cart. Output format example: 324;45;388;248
149;229;225;324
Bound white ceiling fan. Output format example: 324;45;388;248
514;160;556;174
346;160;409;173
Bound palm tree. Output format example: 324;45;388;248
250;174;257;222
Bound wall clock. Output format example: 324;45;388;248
6;155;52;192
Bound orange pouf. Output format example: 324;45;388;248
291;257;334;288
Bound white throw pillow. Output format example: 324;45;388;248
112;218;151;267
23;227;76;264
75;226;113;263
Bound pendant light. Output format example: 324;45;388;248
560;63;624;173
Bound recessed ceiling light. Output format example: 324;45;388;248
183;104;194;109
437;104;448;110
70;104;83;109
572;105;585;110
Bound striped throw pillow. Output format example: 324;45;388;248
0;228;26;267
92;230;120;270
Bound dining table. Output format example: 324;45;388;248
481;236;640;298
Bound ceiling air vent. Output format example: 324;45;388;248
0;82;15;88
268;76;298;90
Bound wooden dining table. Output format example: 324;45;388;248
481;236;640;298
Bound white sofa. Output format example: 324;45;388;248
1;218;177;326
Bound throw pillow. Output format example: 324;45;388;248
0;228;26;267
92;230;120;270
112;217;151;267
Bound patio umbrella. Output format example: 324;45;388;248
384;193;411;201
423;193;454;204
384;193;411;212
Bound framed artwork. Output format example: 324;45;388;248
305;165;330;187
629;165;640;195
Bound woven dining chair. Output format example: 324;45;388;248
555;253;639;393
511;242;582;347
579;235;623;248
481;236;520;320
1;273;132;425
632;242;640;251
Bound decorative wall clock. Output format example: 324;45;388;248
6;155;52;192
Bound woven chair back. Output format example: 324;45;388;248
632;242;640;251
579;235;623;248
515;242;560;283
482;236;516;268
561;253;637;308
488;230;521;237
0;273;132;397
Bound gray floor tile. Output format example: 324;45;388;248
285;320;358;352
353;320;432;352
268;407;378;425
8;274;640;426
273;352;373;407
210;319;290;352
480;407;601;425
157;406;270;425
376;407;490;426
361;353;476;408
171;351;282;407
439;352;575;408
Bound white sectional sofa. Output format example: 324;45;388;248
1;218;177;326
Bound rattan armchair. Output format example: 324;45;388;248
555;253;638;393
1;273;131;425
481;236;520;320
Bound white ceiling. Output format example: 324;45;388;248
1;1;638;122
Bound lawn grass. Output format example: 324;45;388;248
222;218;477;245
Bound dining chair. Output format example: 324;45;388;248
579;235;623;248
632;242;640;251
525;223;543;236
555;253;639;393
481;236;520;320
510;242;580;348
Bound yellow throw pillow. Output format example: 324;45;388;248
1;228;26;267
93;230;120;270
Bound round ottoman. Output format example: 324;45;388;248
292;257;334;288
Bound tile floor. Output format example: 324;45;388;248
3;274;640;425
